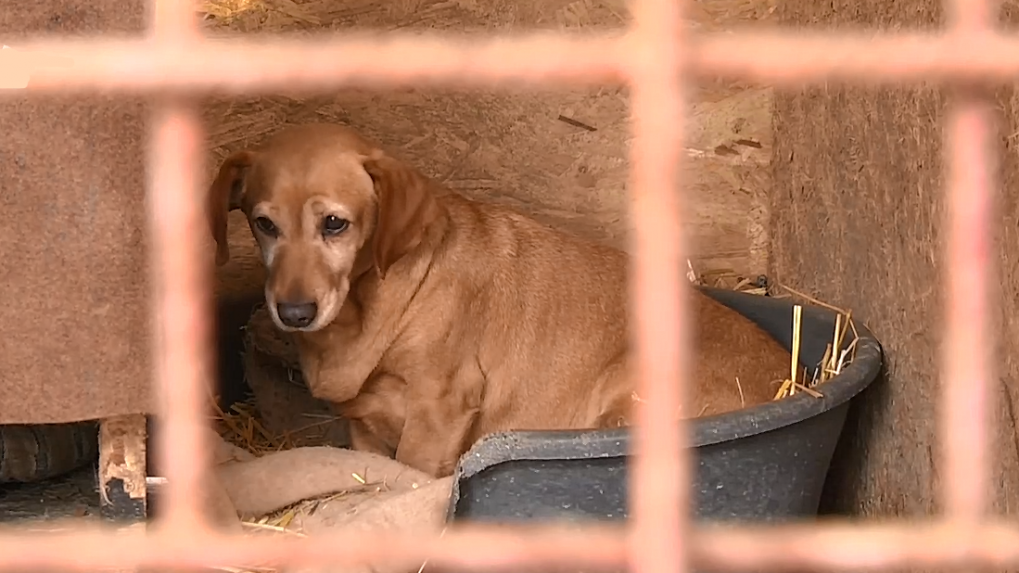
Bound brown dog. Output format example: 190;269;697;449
207;123;789;477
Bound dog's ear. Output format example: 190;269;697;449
362;150;444;279
208;150;256;266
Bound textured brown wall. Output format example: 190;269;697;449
0;5;152;423
773;0;1019;518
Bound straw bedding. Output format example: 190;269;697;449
689;267;859;401
202;307;449;573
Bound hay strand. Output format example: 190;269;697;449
771;284;861;401
684;272;859;402
789;304;803;391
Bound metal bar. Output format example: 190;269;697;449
626;0;687;573
5;521;1019;572
147;102;214;529
690;31;1019;85
691;521;1019;571
18;32;1019;93
940;0;993;522
0;525;629;572
947;0;995;30
20;35;629;93
941;92;994;518
0;0;1003;569
148;0;209;532
151;0;199;41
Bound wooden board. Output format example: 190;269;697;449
773;0;1019;518
200;0;778;285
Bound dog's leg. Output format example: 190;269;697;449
348;419;395;458
395;411;476;477
393;373;483;477
594;399;633;429
589;357;635;429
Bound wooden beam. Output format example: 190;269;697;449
98;414;147;521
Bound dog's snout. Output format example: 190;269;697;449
277;301;318;328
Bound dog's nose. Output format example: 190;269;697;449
277;301;318;328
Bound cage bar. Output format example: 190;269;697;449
690;521;1019;570
147;102;216;530
940;0;994;522
942;100;994;519
626;0;689;572
16;33;1019;93
4;520;1019;571
0;0;1001;570
0;525;628;571
151;0;200;42
948;0;994;30
147;0;216;533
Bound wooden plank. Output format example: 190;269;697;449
98;414;147;521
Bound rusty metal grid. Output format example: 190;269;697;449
0;0;1006;571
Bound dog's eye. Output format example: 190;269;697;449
254;216;278;236
322;215;350;236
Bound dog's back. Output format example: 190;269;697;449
689;293;788;416
390;191;789;443
450;193;632;434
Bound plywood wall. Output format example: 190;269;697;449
773;0;1019;519
205;0;778;289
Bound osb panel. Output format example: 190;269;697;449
202;0;777;285
0;4;151;424
773;0;1019;520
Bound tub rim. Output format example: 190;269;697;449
451;286;884;479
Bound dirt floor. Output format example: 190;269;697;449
0;468;100;523
203;0;779;293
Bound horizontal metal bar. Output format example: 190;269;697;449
692;520;1019;571
692;30;1016;84
11;30;1019;94
16;34;629;93
2;521;1019;571
0;524;627;572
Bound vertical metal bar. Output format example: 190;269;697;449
148;101;213;529
147;0;210;530
627;1;688;573
152;0;199;41
941;0;994;521
942;99;994;519
947;0;996;31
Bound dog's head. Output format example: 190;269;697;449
207;123;444;333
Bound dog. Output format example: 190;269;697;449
207;123;790;478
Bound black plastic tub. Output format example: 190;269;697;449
445;286;883;525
